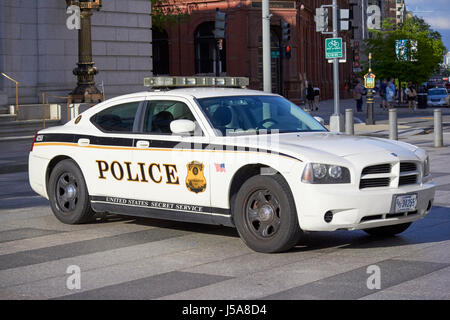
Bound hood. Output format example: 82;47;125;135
220;132;419;161
276;132;418;158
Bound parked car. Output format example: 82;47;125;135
427;87;449;107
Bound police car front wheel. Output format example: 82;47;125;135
48;159;93;224
233;174;302;253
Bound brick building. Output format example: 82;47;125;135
155;0;353;103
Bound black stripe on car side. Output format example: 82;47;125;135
36;133;301;161
40;133;134;147
90;196;234;227
90;196;230;215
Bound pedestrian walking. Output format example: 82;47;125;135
353;81;363;112
386;81;395;109
306;84;315;111
380;79;387;110
313;86;320;111
389;78;397;104
405;83;417;111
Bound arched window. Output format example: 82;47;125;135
194;22;226;74
152;28;169;75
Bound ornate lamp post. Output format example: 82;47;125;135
364;53;376;125
66;0;103;104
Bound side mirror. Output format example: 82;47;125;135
314;116;325;126
170;119;195;135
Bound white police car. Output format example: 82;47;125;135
29;76;435;253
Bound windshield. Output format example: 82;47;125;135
197;95;327;136
428;89;447;96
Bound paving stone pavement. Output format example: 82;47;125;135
0;131;448;300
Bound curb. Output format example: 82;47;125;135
0;163;28;175
0;135;34;142
355;128;424;138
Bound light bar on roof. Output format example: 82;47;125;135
144;76;249;88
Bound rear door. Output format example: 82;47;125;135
81;97;145;200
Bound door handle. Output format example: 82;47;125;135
77;138;90;146
136;140;150;149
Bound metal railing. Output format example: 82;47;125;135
1;72;19;118
41;92;71;126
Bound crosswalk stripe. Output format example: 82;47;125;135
0;222;152;256
0;233;246;299
0;228;189;271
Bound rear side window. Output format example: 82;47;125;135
92;102;140;132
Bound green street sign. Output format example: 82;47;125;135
271;50;280;59
325;38;343;59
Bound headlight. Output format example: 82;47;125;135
302;163;351;184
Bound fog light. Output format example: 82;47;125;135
324;211;333;223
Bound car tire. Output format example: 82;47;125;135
233;174;302;253
48;159;94;224
363;222;412;237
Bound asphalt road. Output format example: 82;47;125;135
0;127;449;300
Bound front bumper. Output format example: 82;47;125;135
428;100;448;107
296;181;435;232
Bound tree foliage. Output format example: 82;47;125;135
364;16;446;84
151;0;194;30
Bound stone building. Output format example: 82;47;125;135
0;0;152;107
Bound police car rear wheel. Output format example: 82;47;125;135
48;159;93;224
363;222;412;237
234;174;302;253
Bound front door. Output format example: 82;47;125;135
130;97;214;222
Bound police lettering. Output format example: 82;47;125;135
96;160;179;185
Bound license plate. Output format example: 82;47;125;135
395;194;417;213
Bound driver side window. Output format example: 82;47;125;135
143;100;198;135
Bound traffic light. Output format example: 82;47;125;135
315;7;328;33
281;20;290;43
349;3;358;38
282;44;292;60
352;42;360;70
215;9;226;39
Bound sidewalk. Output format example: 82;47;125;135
310;95;434;118
307;96;447;138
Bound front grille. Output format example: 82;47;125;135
399;175;418;186
400;162;417;172
399;162;418;186
360;162;420;189
386;212;405;219
359;211;418;224
359;177;391;189
362;164;391;175
360;215;383;222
